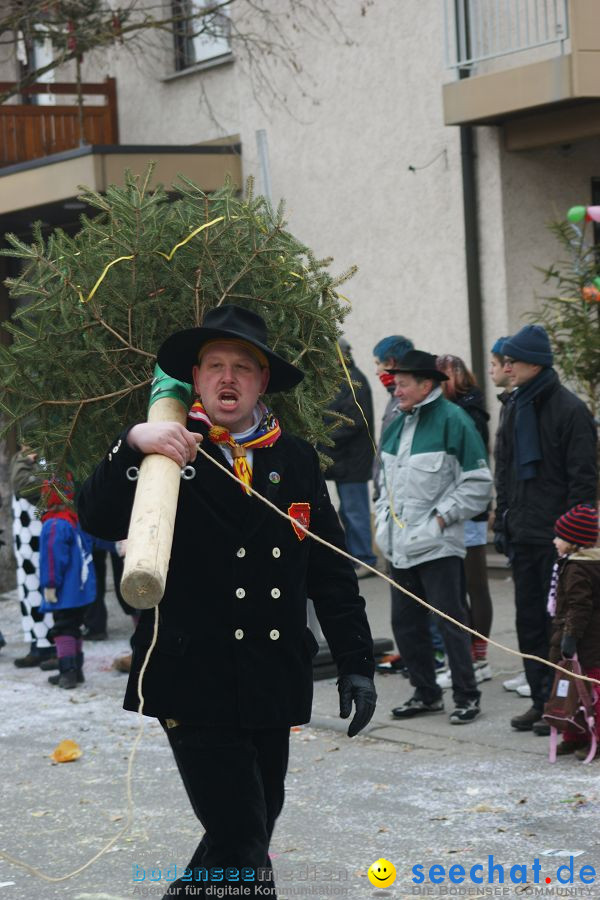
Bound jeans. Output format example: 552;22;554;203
391;556;479;706
336;481;377;567
511;543;555;712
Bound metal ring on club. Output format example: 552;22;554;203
181;465;196;480
125;466;139;481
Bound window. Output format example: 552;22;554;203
173;0;231;71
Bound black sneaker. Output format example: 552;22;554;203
449;700;481;724
391;696;444;719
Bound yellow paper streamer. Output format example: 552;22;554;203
154;215;225;261
78;255;134;303
78;216;225;303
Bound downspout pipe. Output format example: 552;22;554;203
459;121;485;388
455;0;484;388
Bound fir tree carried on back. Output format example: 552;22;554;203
0;168;353;604
0;168;352;483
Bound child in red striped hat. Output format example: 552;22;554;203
547;504;600;758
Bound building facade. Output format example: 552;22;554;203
0;0;599;584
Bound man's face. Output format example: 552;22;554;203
193;342;270;432
489;355;510;388
503;357;542;388
393;374;434;412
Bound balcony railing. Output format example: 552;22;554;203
0;77;118;167
444;0;570;71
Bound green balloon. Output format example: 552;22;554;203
593;277;600;290
567;205;586;222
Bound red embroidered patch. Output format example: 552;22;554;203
288;502;310;541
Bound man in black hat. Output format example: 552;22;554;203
374;350;492;724
78;305;376;899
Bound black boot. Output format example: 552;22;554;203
48;656;78;689
15;643;57;668
76;651;85;684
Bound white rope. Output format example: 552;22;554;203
195;445;600;690
0;608;160;883
1;441;595;883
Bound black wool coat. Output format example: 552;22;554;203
320;361;374;484
494;372;598;546
78;423;375;728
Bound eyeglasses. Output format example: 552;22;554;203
503;357;520;367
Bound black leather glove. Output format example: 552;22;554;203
337;674;377;737
561;634;577;659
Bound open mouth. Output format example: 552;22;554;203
218;391;239;407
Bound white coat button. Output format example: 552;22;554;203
235;629;244;640
271;588;281;598
272;547;281;558
236;588;246;599
237;547;246;558
269;629;280;640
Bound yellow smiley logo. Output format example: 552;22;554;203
367;858;397;888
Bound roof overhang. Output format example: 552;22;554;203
0;142;242;236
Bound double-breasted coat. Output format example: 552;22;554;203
78;420;375;728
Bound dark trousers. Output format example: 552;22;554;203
391;556;480;706
162;724;289;898
511;543;555;712
84;550;132;633
50;606;86;639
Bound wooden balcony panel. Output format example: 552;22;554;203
0;78;117;166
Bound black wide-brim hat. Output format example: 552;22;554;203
386;349;449;381
157;304;304;393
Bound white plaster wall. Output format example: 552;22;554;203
499;136;600;331
79;0;471;434
233;0;471;431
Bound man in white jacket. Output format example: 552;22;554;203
375;351;493;724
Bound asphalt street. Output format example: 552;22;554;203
1;564;599;900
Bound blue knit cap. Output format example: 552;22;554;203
491;336;508;356
372;335;414;363
501;325;553;367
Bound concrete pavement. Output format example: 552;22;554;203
1;565;599;900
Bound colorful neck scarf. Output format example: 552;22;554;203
188;400;281;494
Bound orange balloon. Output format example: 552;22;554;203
582;285;600;303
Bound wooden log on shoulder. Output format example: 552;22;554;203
120;396;188;609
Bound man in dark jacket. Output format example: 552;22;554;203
321;338;377;578
78;305;376;899
494;325;598;735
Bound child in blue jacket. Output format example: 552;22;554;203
39;475;96;689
